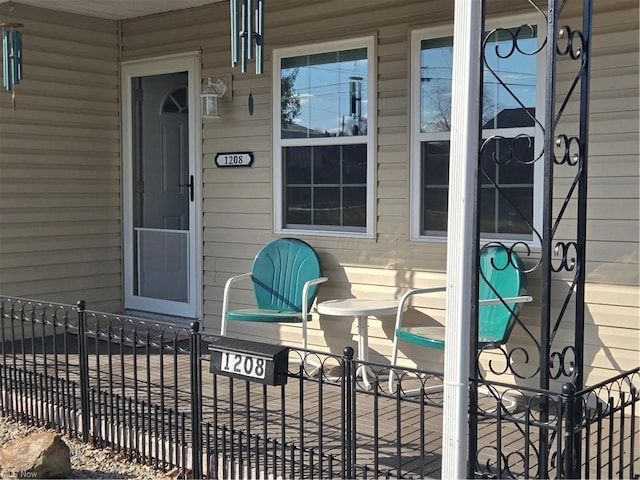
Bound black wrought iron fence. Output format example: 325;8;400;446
0;297;196;474
1;296;638;479
469;372;639;479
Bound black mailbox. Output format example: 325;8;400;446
208;337;289;386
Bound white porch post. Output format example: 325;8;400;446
442;0;483;478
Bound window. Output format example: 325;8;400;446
411;20;543;243
273;37;375;237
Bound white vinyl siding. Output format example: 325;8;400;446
0;3;120;311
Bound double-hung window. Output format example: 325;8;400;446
410;19;544;244
273;37;375;237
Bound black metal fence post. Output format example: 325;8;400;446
76;300;90;443
190;321;202;479
561;382;577;479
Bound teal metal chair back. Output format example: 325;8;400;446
220;238;328;350
477;245;527;346
252;238;323;313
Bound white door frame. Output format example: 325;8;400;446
121;52;202;319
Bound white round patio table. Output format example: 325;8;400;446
317;298;403;389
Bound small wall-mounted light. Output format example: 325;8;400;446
201;77;227;118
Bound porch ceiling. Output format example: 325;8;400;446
1;0;225;20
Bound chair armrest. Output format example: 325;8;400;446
394;287;447;333
389;286;446;394
299;276;328;352
223;272;252;293
479;295;533;306
301;276;329;318
221;272;252;334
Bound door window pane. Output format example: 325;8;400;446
132;72;191;302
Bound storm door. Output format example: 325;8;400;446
121;54;200;319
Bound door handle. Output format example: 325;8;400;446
178;175;194;202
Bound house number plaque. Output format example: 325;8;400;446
215;152;254;167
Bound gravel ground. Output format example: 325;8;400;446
0;415;186;479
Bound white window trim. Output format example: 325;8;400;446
272;36;377;239
410;15;545;248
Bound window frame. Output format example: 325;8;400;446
272;36;377;238
409;16;545;246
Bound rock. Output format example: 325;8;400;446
0;429;71;479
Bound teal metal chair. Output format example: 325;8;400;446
389;245;532;410
220;238;328;350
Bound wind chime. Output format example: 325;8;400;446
230;0;264;74
230;0;264;115
1;1;23;110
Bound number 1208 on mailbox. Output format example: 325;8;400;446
220;351;267;379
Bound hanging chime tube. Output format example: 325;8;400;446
2;27;10;91
256;0;264;75
12;28;21;84
246;0;253;60
240;0;247;73
230;0;238;66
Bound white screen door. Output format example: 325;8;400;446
121;54;200;318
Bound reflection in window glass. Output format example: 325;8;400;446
281;48;368;138
482;27;537;129
418;26;538;239
420;29;537;134
420;37;454;133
